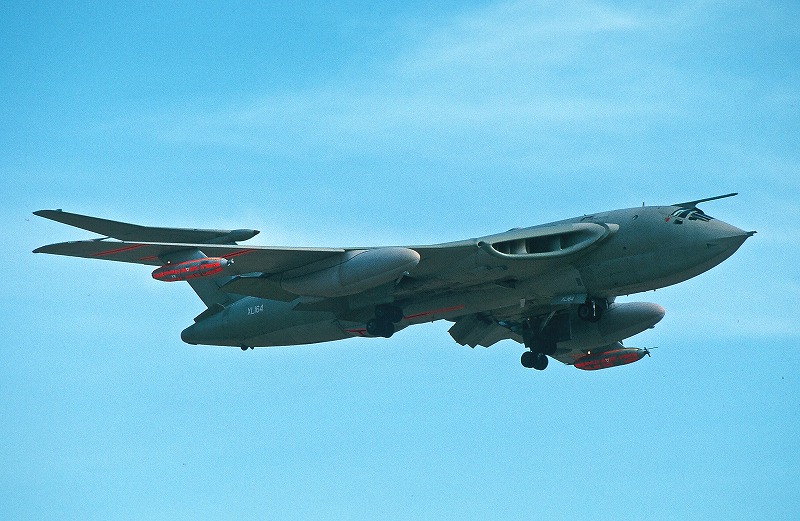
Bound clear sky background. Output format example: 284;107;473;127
2;1;799;519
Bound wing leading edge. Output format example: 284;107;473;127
33;239;345;274
33;210;348;306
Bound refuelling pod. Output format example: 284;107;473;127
574;346;650;370
153;257;231;282
279;247;420;298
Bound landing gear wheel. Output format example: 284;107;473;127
521;350;535;368
532;352;549;370
240;345;249;351
366;318;395;338
521;351;549;370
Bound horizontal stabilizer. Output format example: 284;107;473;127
34;209;259;244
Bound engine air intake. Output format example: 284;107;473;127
479;222;618;260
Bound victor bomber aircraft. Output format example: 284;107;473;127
34;194;753;371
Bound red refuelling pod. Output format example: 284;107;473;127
574;347;649;370
152;258;231;282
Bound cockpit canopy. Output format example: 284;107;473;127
670;208;713;224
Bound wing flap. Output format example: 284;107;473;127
448;314;517;347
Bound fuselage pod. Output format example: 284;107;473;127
574;347;649;370
152;258;231;282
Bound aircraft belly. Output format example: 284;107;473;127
244;320;351;347
183;296;348;347
400;266;586;326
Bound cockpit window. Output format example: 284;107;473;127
670;208;714;224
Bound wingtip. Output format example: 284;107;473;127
33;209;63;218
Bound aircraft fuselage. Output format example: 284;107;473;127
180;204;752;352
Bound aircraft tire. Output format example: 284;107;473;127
367;318;395;338
532;353;549;371
381;321;395;338
521;351;548;370
521;351;535;368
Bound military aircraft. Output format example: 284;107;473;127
33;194;754;371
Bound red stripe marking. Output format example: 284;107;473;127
404;304;465;320
139;255;159;261
92;244;145;257
221;249;256;259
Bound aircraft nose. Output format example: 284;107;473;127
703;220;755;253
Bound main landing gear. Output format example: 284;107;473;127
520;298;608;369
520;317;558;371
520;350;549;370
366;304;404;338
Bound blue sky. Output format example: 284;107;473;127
2;1;799;519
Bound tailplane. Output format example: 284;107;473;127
33;209;259;244
34;209;260;307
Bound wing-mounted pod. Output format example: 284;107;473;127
477;222;618;260
152;257;232;282
278;247;420;298
222;247;421;300
573;344;652;370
